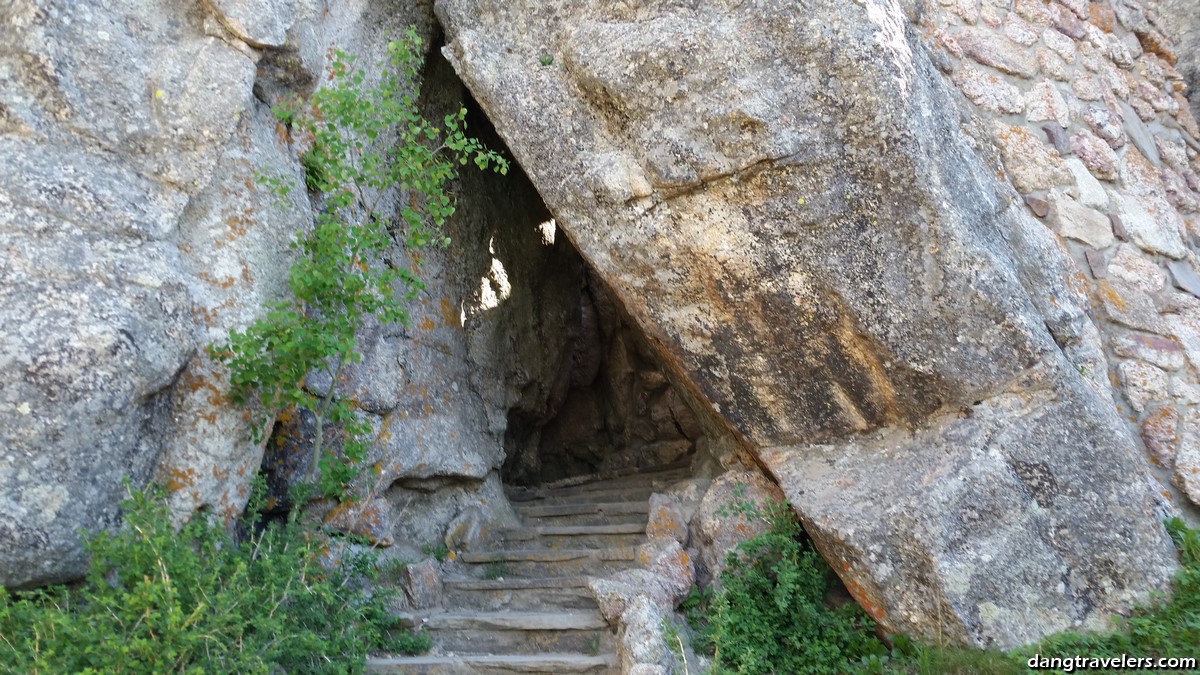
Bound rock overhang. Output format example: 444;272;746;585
434;0;1182;647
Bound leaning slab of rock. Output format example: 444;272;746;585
761;381;1174;647
436;0;1178;648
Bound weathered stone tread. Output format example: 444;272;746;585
459;547;637;564
506;464;691;501
443;576;592;590
392;610;609;631
499;524;646;538
365;653;617;674
507;483;679;505
514;502;650;518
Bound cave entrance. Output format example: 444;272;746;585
500;266;704;487
435;54;703;488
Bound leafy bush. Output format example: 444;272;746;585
0;485;425;674
210;29;507;501
699;492;888;674
483;554;508;581
421;543;451;563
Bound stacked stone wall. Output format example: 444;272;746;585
926;0;1200;510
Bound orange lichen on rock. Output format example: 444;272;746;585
323;498;394;547
1141;406;1180;467
646;502;686;541
1137;32;1178;65
1089;3;1115;32
166;466;198;492
439;297;460;328
1094;280;1127;310
225;211;250;240
841;573;887;623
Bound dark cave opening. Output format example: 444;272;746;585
498;266;705;487
444;56;704;488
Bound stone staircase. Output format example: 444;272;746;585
367;462;692;674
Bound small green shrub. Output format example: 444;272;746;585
586;632;603;657
0;484;426;674
662;617;691;673
701;490;888;674
680;584;716;655
299;143;331;192
483;556;507;580
384;628;432;659
421;543;450;563
377;557;412;584
211;28;507;503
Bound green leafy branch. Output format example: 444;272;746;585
210;29;508;502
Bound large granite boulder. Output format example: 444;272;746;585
0;0;444;588
0;0;263;588
435;0;1180;647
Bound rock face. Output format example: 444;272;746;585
0;0;595;588
690;471;784;585
4;0;1200;653
0;0;268;587
259;52;581;543
0;0;461;588
436;0;1185;647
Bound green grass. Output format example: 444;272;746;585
483;556;507;581
377;556;413;585
421;543;451;563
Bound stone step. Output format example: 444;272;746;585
518;511;649;527
374;467;686;670
506;485;661;506
391;610;615;656
366;653;618;674
506;465;692;502
515;501;651;527
457;547;640;577
495;524;647;549
443;576;598;611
